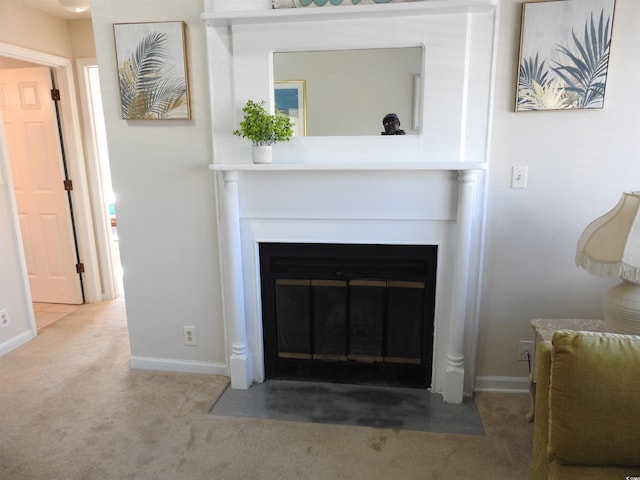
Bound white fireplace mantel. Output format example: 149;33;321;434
203;0;498;403
201;0;498;26
209;162;487;173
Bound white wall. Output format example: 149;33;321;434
88;0;640;386
91;0;225;372
0;118;35;355
0;0;73;58
477;0;640;381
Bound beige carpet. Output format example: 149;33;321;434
0;298;533;479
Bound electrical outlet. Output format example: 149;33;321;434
518;340;533;361
0;309;9;329
183;326;197;346
511;166;528;189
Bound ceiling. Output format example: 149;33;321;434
17;0;92;20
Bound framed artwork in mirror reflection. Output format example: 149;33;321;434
275;80;307;136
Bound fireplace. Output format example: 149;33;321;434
259;243;437;388
203;0;498;403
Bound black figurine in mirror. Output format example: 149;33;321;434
381;113;406;135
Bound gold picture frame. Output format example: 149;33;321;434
113;21;191;120
515;0;616;112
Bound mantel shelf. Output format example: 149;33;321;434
201;0;497;26
208;162;487;172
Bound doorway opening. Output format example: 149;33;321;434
77;60;123;299
0;44;121;336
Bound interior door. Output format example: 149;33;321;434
0;67;83;304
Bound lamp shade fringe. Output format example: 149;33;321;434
576;251;640;284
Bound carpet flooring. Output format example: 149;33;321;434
0;298;534;479
210;379;485;435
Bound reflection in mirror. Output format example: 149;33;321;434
273;47;422;136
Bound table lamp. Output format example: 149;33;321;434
576;191;640;334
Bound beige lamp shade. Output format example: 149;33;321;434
576;191;640;284
576;191;640;334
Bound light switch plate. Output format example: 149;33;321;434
511;166;528;189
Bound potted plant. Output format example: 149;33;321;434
233;99;294;164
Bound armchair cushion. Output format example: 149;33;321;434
548;330;640;466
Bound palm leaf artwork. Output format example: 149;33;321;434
519;79;572;111
552;10;611;109
516;3;614;112
118;30;188;119
517;53;553;109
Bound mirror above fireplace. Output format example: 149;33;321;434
273;47;423;136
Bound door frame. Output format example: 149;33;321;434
0;41;103;305
75;57;121;300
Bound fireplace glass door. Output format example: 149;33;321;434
260;243;437;388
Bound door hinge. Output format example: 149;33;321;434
51;89;60;101
63;179;73;191
76;263;85;274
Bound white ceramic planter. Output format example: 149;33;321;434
252;145;273;164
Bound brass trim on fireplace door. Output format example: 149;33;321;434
347;354;384;363
384;357;422;365
312;354;349;361
349;280;387;287
310;280;347;287
275;279;311;286
387;281;425;289
278;352;313;360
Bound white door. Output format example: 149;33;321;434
0;67;83;304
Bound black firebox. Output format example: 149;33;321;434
259;243;437;388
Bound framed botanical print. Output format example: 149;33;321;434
516;0;616;112
274;80;307;136
113;21;191;120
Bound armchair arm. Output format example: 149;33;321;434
532;340;552;480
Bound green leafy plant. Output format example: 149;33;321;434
118;31;188;119
233;100;293;146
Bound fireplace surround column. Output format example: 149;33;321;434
443;170;478;403
220;170;252;389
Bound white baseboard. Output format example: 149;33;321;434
474;375;530;394
129;356;229;376
127;359;528;393
0;330;35;356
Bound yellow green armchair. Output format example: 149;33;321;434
533;330;640;479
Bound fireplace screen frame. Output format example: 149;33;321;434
259;242;437;388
